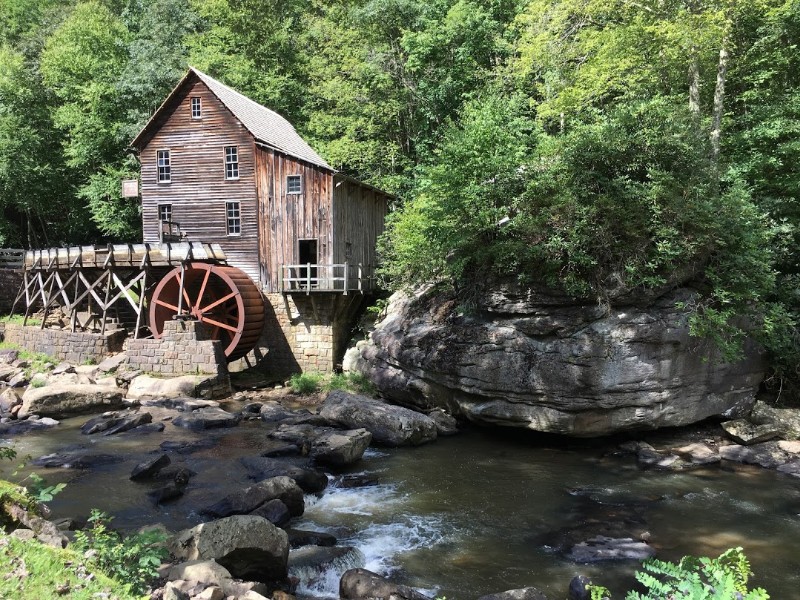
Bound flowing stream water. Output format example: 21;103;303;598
6;406;800;599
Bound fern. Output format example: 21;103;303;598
616;547;770;600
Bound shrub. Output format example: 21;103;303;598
324;372;377;396
289;372;322;395
72;510;167;595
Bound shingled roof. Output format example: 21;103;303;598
131;67;332;171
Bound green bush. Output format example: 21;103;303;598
72;509;167;596
289;372;323;395
324;372;377;396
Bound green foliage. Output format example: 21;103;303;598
625;547;769;600
289;372;323;395
587;547;769;599
73;509;167;596
0;342;56;377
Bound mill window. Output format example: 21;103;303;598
226;201;241;235
157;149;171;183
287;175;302;194
158;203;172;224
225;146;239;180
191;97;202;119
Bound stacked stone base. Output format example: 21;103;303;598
125;320;227;377
0;322;126;364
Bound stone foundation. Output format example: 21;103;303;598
237;293;367;376
125;319;227;377
0;322;126;364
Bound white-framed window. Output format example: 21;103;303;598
191;97;202;119
224;146;239;180
158;203;172;223
287;175;302;194
157;149;171;183
226;201;241;235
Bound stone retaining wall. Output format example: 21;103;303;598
0;323;126;364
124;319;227;377
0;270;23;313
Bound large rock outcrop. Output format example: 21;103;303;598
349;286;764;437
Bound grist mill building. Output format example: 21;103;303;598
130;67;391;373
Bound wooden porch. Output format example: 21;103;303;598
279;263;377;294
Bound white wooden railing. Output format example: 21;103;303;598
0;248;24;269
280;263;376;294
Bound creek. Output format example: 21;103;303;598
5;404;800;599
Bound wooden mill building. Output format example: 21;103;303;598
131;67;391;373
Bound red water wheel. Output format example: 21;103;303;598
149;262;265;361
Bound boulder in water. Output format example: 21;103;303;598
339;568;432;600
240;457;327;493
320;391;437;447
169;515;288;583
130;453;171;480
349;287;764;437
721;419;781;445
173;407;241;430
202;476;305;519
568;536;656;563
19;384;125;419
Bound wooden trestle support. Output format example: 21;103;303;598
11;243;265;361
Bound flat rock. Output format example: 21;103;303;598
168;559;232;585
0;418;60;434
173;407;241;430
673;443;720;465
320;390;437;447
51;362;76;376
202;476;304;519
127;375;222;401
20;384;125;419
140;397;220;411
259;402;297;422
719;441;800;469
169;515;289;583
568;536;656;563
721;419;781;445
240;457;328;493
0;349;19;364
6;373;28;388
478;588;549;600
96;353;127;373
33;452;124;469
148;483;186;504
81;410;153;435
428;409;459;436
160;439;216;454
0;364;19;382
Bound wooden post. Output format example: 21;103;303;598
306;263;311;296
343;261;348;296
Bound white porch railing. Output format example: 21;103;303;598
280;263;376;294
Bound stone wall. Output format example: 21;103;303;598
0;270;23;313
0;323;126;364
124;319;227;377
244;293;366;375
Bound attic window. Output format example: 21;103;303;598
157;149;171;183
287;175;302;195
224;146;239;180
191;97;201;119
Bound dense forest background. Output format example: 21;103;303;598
0;0;798;389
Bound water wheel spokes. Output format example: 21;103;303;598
149;262;265;361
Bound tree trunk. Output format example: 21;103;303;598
710;39;730;169
688;53;701;118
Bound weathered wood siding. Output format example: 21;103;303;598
331;176;390;277
139;75;260;283
255;146;333;292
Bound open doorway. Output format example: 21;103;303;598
298;239;318;286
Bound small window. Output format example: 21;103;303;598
226;201;241;235
225;146;239;180
191;97;202;119
158;203;172;223
287;175;302;194
157;149;171;183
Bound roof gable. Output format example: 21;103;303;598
131;67;332;171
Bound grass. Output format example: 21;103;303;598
0;533;141;600
0;342;56;377
0;315;41;327
289;371;376;396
